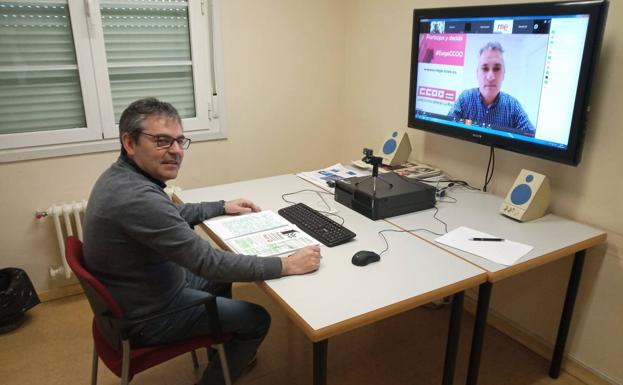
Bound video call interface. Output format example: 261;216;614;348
413;14;590;149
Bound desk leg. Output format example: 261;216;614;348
313;339;328;385
549;250;586;378
443;291;464;385
466;282;493;385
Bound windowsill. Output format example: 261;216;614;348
0;130;227;164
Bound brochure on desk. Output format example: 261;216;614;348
296;163;369;190
204;210;319;257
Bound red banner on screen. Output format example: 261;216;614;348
418;34;467;66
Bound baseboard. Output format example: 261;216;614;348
37;283;83;302
463;296;619;385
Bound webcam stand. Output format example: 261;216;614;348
355;149;394;211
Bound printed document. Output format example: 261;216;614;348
204;211;319;257
296;163;369;190
434;226;533;265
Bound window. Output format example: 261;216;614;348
0;0;225;162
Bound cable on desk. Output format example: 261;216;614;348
483;146;496;192
432;205;448;234
419;177;480;191
437;195;457;203
375;215;452;310
393;174;470;202
376;227;445;256
282;189;331;209
281;187;450;248
281;189;346;226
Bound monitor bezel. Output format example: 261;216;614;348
407;0;608;166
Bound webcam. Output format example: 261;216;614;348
362;148;383;167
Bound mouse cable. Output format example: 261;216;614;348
376;227;445;256
376;204;449;256
281;189;346;226
377;224;453;311
432;205;448;234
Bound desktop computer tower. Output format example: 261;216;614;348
334;172;436;220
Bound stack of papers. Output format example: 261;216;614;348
205;211;319;257
296;163;369;190
434;226;533;266
351;160;442;179
381;161;442;179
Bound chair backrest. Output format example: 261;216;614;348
65;236;124;349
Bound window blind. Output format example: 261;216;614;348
100;0;196;121
0;1;86;134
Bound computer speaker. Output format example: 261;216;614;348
377;131;412;166
500;169;550;222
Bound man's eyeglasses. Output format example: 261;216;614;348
140;132;191;149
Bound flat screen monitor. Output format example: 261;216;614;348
408;0;608;165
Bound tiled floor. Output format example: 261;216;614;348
0;284;585;385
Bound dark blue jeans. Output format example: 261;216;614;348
132;272;271;384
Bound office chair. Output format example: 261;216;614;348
64;236;232;385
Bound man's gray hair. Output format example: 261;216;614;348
479;41;504;56
118;98;182;155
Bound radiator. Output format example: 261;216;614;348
36;201;88;279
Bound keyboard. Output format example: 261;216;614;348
278;203;356;247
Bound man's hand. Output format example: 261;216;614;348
281;245;322;275
224;198;261;215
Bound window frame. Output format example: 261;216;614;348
0;0;227;163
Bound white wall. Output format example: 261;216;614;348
339;0;622;383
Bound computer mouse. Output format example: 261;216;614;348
351;250;380;267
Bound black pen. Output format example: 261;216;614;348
470;237;504;241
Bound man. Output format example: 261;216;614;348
83;98;321;384
449;42;536;136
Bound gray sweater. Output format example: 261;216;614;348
83;155;283;319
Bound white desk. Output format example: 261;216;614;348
175;174;487;385
386;188;607;385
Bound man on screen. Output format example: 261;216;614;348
449;42;536;136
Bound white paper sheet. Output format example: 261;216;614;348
434;226;533;266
